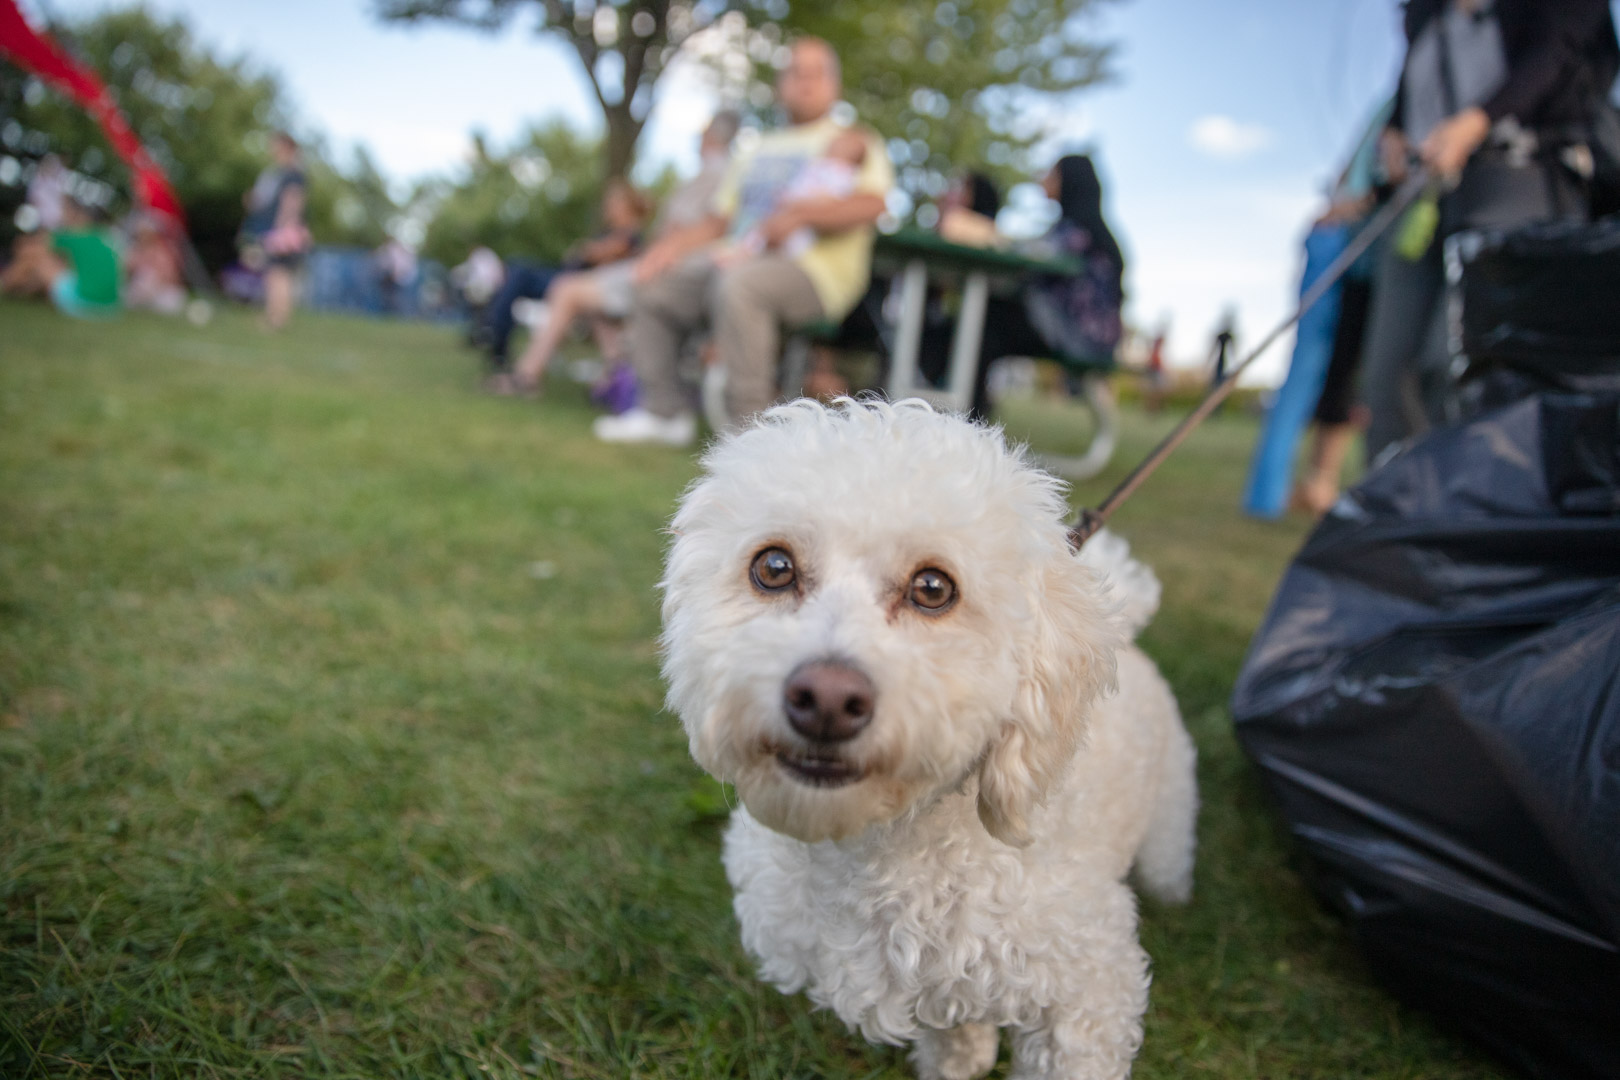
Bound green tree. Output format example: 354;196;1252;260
376;0;695;183
415;119;605;266
375;0;1116;198
778;0;1117;199
0;7;288;266
306;144;398;252
0;7;395;267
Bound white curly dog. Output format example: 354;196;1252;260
661;399;1197;1080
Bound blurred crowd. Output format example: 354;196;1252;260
1260;0;1619;517
1;152;185;318
6;2;1615;491
455;36;1128;449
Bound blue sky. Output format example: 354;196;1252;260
40;0;1420;377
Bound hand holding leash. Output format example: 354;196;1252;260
1069;168;1436;549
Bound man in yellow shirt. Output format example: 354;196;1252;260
595;37;893;446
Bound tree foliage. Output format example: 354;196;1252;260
0;8;397;267
779;0;1116;199
376;0;709;182
375;0;1116;199
413;120;606;266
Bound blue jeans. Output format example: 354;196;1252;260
485;262;557;371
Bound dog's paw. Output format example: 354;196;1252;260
909;1022;999;1080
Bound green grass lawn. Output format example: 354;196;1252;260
0;302;1504;1079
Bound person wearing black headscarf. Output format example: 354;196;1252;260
967;153;1125;420
963;171;1003;219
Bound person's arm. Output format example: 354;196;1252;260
754;192;887;249
576;228;638;267
274;183;305;229
1426;0;1615;177
633;214;729;282
1482;0;1613;128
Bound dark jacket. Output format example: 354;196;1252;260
1392;0;1619;134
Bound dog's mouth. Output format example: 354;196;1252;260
775;750;864;788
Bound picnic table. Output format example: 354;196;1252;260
700;227;1119;478
872;227;1083;413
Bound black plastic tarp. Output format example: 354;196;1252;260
1454;219;1620;389
1231;391;1620;1080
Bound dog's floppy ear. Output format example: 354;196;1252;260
977;553;1118;847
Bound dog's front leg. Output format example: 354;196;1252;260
1007;1005;1144;1080
908;1022;1000;1080
1005;891;1150;1080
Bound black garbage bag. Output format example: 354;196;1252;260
1231;391;1620;1080
1453;220;1620;392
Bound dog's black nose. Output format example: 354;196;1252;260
783;661;876;743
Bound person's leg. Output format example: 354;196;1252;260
512;271;603;388
263;265;295;330
626;258;714;419
1294;423;1358;516
486;264;554;374
1358;240;1444;464
1293;275;1371;512
1;236;64;296
971;297;1048;422
801;346;849;400
712;255;825;423
590;317;624;362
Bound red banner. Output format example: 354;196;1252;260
0;0;185;225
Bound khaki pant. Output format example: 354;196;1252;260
628;254;824;422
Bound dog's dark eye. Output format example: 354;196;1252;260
750;547;797;592
908;568;956;612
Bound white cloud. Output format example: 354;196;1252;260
1112;175;1323;385
1187;115;1275;160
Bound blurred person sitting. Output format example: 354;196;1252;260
499;111;741;397
913;170;1004;389
700;124;873;404
239;131;311;332
0;198;121;318
451;245;505;348
937;170;1004;248
792;168;1003;399
594;37;893;446
374;236;418;316
25;153;69;232
967;154;1125;422
482;179;649;389
1359;0;1619;462
123;214;186;315
710;124;871;267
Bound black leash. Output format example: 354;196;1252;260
1068;169;1435;549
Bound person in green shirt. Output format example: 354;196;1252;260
0;198;121;318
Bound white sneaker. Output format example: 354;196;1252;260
592;407;697;447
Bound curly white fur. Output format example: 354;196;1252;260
661;399;1198;1080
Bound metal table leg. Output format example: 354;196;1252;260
886;259;928;399
941;270;989;413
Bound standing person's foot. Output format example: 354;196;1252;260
1290;475;1339;517
592;408;697;447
